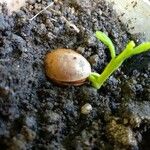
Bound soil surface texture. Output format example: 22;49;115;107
0;0;150;150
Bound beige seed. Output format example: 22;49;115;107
44;48;91;86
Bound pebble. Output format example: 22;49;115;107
34;3;39;10
29;5;34;11
47;32;55;40
81;103;92;114
76;47;85;54
87;36;96;46
46;19;54;28
88;54;99;66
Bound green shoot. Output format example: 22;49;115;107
88;31;150;89
96;31;116;59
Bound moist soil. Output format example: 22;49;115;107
0;0;150;150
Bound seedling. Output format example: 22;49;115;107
88;31;150;89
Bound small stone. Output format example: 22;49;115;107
76;47;85;54
40;23;46;30
34;3;39;10
46;19;54;28
47;32;55;40
129;114;141;128
37;5;42;11
84;51;91;57
70;7;75;14
81;103;92;114
29;5;34;11
87;36;96;46
143;73;148;78
88;54;99;66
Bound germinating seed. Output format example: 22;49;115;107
44;48;91;86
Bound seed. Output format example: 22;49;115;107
44;48;91;85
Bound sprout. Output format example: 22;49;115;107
88;31;150;89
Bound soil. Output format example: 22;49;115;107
0;0;150;150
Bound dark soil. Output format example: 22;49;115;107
0;0;150;150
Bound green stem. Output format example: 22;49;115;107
92;58;123;89
88;41;136;89
89;31;150;90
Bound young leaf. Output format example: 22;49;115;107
132;42;150;55
116;41;136;61
96;31;116;58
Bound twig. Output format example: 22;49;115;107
30;2;54;21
